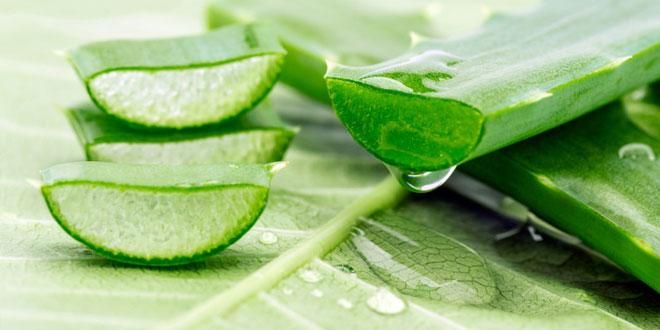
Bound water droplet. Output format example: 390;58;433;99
259;231;278;245
282;287;293;295
527;226;543;242
310;289;324;298
618;143;655;161
298;269;323;283
387;165;456;193
335;264;356;274
351;227;366;237
367;288;406;315
337;298;353;309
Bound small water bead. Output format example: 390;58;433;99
366;288;407;315
618;143;655;161
337;298;353;309
282;287;293;296
387;165;457;193
298;269;323;283
259;231;278;245
335;264;356;274
310;289;324;298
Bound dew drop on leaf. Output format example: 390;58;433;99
282;287;293;296
335;264;356;274
298;268;323;283
617;143;656;161
337;298;353;309
366;288;406;315
310;289;324;298
259;231;278;245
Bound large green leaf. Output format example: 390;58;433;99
1;1;659;329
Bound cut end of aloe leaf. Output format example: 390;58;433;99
66;103;296;165
40;162;273;266
68;24;286;129
326;77;483;171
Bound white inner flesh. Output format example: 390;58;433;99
89;131;286;165
90;55;280;127
50;184;264;259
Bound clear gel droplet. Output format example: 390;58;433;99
366;288;407;315
298;269;323;283
259;231;278;245
618;143;655;161
387;165;457;193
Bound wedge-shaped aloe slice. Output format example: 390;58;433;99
326;0;660;171
40;162;277;266
67;24;286;129
66;102;296;165
462;91;660;291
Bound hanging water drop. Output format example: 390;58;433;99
298;268;323;283
337;298;353;309
366;288;407;315
310;289;324;298
618;143;655;161
387;165;457;193
259;231;278;245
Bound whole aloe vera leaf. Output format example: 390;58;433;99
66;101;296;165
326;0;660;171
461;91;660;291
207;0;529;102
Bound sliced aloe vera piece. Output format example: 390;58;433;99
40;162;277;266
462;92;660;291
66;101;297;165
326;0;660;171
67;24;286;129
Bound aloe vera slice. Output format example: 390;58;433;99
67;24;286;129
66;102;297;165
326;0;660;171
40;162;277;266
461;92;660;291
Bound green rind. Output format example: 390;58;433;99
326;0;660;171
65;102;297;164
41;182;269;266
41;162;272;190
462;101;660;291
68;24;285;81
67;24;287;129
327;78;483;171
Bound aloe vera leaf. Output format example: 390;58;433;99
67;24;286;129
326;0;660;171
207;0;527;102
461;92;660;291
40;161;275;266
66;101;296;165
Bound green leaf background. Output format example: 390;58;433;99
0;1;658;329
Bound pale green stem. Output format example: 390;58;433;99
163;176;408;329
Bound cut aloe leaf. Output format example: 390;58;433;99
66;101;297;165
461;91;660;291
326;0;660;171
40;162;277;266
67;24;286;129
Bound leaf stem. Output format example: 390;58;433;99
163;175;408;329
